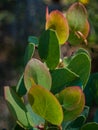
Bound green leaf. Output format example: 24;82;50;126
63;106;89;130
81;122;98;130
28;85;63;125
68;20;89;45
38;29;60;69
57;87;85;121
24;42;35;66
75;48;90;56
59;87;82;111
68;31;83;45
50;68;80;94
28;36;39;46
4;86;30;128
24;58;52;91
63;49;91;89
16;74;27;97
66;2;87;31
62;106;89;130
62;115;86;130
26;103;44;127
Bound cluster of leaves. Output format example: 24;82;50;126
4;2;98;130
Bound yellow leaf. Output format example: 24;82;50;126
45;7;69;45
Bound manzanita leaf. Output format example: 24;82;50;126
4;86;30;128
28;85;63;125
46;8;69;44
68;31;83;45
57;86;85;121
26;103;44;127
66;2;87;31
24;42;35;66
63;49;91;89
24;58;52;91
62;115;86;130
38;29;60;69
50;68;80;94
75;48;90;56
68;20;90;45
58;87;82;111
63;106;89;130
16;74;27;97
62;106;89;130
81;122;98;130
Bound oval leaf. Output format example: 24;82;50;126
28;85;63;125
59;87;82;111
66;2;87;31
4;86;30;128
57;86;85;121
38;29;60;69
63;49;91;89
46;8;69;44
24;58;52;91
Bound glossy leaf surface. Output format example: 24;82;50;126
38;29;60;69
28;85;63;125
58;86;85;121
24;58;52;91
68;20;90;45
16;74;27;97
50;68;80;94
63;49;91;89
46;8;69;44
66;2;87;31
26;103;44;127
62;115;86;130
59;87;82;110
4;86;30;128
